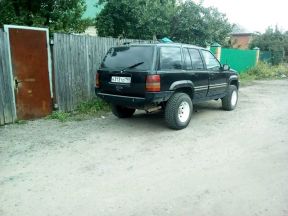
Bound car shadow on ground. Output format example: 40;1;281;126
194;100;224;112
118;100;224;130
125;110;166;129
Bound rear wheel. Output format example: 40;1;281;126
222;85;238;111
165;93;193;130
111;105;135;118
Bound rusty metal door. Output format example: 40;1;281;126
6;26;52;120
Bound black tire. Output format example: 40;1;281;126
111;105;135;118
165;93;193;130
222;85;238;111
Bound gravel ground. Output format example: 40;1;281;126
1;80;288;216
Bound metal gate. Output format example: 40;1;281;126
4;25;52;120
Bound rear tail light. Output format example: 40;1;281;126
146;75;160;92
96;71;100;88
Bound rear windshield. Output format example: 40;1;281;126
101;46;154;70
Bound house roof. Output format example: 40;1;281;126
231;24;254;36
230;32;254;36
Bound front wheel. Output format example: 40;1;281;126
111;105;135;118
222;85;238;111
165;93;193;130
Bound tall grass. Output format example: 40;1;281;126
47;98;110;122
240;62;288;82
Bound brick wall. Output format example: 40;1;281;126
231;34;253;49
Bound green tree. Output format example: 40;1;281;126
170;1;232;46
95;0;139;38
250;27;288;64
0;0;90;33
135;0;176;39
95;0;176;39
96;0;232;46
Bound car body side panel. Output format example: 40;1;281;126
207;71;228;96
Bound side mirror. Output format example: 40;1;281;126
221;64;230;71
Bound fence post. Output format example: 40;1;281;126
211;42;222;61
253;47;260;65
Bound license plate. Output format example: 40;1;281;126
111;76;131;84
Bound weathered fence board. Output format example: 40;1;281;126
53;33;153;112
0;30;16;125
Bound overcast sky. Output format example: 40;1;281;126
194;0;288;33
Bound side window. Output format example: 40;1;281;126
189;49;204;70
183;48;192;70
159;47;182;70
201;50;221;71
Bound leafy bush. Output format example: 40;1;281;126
75;98;110;115
47;111;71;122
47;98;111;122
249;27;288;65
241;62;288;82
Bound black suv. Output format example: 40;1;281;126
95;43;239;130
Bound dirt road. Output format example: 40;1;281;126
1;80;288;216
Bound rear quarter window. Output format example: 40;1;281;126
159;47;182;70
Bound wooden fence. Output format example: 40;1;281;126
0;30;16;125
53;33;153;112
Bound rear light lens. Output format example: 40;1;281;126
96;71;100;88
146;75;160;92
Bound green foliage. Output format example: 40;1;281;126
0;0;91;33
171;2;232;46
46;98;110;122
76;98;110;115
95;0;232;45
249;27;288;65
96;0;176;39
47;111;71;122
240;62;288;82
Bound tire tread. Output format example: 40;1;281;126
222;85;238;111
165;93;192;130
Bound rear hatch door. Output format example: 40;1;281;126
99;45;155;97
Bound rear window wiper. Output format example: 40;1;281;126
121;62;144;72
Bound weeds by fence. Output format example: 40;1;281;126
240;62;288;82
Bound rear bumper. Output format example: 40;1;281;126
95;88;173;108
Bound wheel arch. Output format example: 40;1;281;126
169;80;195;99
229;75;239;89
